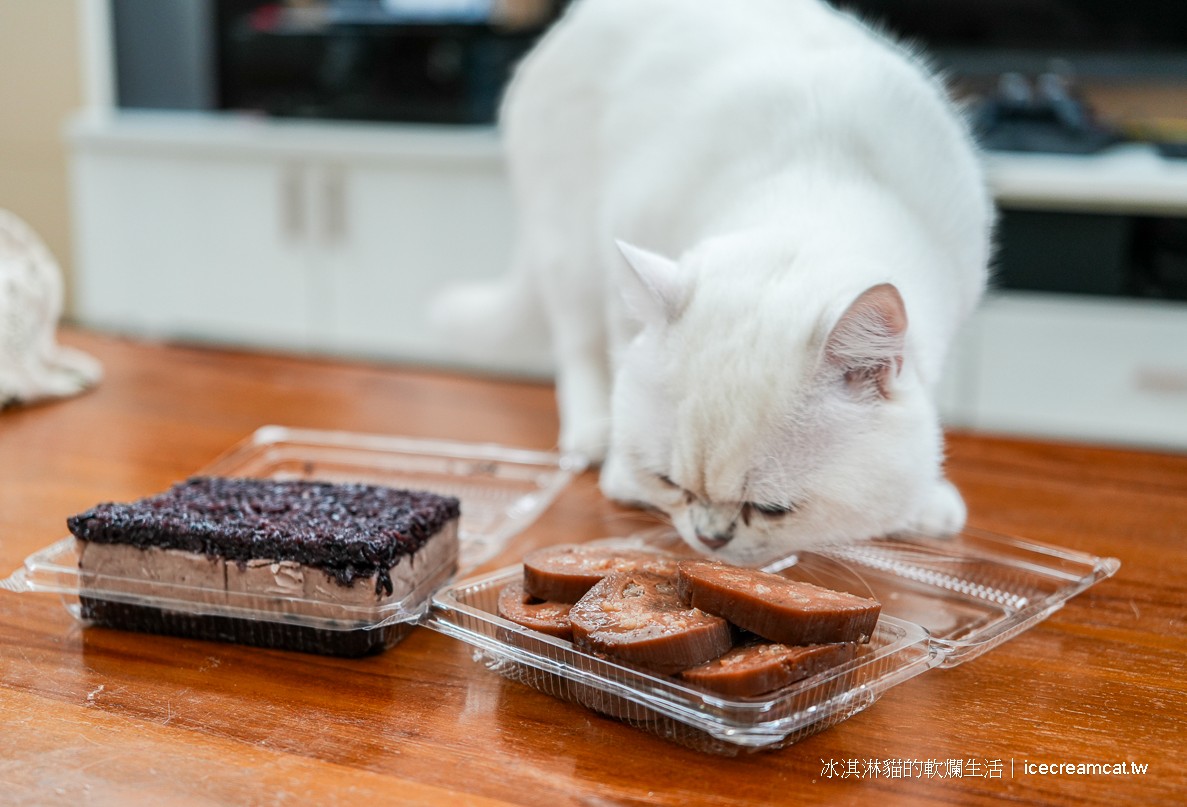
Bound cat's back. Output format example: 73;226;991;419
505;0;966;171
503;0;990;302
506;0;865;107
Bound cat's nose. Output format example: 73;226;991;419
692;508;736;549
696;527;734;550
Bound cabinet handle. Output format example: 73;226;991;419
322;166;347;246
281;165;305;242
1133;368;1187;396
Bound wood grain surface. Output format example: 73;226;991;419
1;330;1184;806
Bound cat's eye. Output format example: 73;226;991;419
751;501;795;517
655;474;693;503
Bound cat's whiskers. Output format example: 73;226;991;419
598;507;674;532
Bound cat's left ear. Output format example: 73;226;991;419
824;283;907;399
616;239;688;324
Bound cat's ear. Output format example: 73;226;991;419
824;283;907;399
616;239;687;324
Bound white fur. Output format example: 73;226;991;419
433;0;993;563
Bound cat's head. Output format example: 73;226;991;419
602;237;946;566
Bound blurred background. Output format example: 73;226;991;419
2;0;1186;449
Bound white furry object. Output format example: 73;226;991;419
0;210;102;408
433;0;993;563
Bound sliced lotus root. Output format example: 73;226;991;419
496;580;573;640
681;641;858;697
675;560;881;645
522;544;678;603
569;571;732;675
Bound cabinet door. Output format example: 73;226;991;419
72;149;315;348
315;159;550;374
969;293;1187;449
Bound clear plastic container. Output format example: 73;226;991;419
424;529;1120;754
5;534;457;657
1;426;578;656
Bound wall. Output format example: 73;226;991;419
0;0;84;310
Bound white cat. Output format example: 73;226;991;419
433;0;993;564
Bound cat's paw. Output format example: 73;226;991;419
559;417;610;465
49;345;103;386
907;478;967;538
599;450;648;506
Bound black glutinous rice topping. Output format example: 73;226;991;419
66;477;461;596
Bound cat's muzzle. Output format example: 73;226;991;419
690;506;737;550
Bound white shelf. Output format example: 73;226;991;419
67;110;503;165
984;144;1187;215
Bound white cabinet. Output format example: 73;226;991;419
72;147;314;347
935;146;1187;450
68;111;540;370
316;159;516;361
940;293;1187;450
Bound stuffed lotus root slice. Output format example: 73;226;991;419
675;560;881;646
569;571;732;675
522;545;679;603
496;580;574;640
681;641;859;697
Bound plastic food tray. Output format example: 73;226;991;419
6;533;457;657
2;426;578;656
425;529;1120;754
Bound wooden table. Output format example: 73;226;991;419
1;330;1184;806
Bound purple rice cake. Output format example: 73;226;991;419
67;476;460;656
